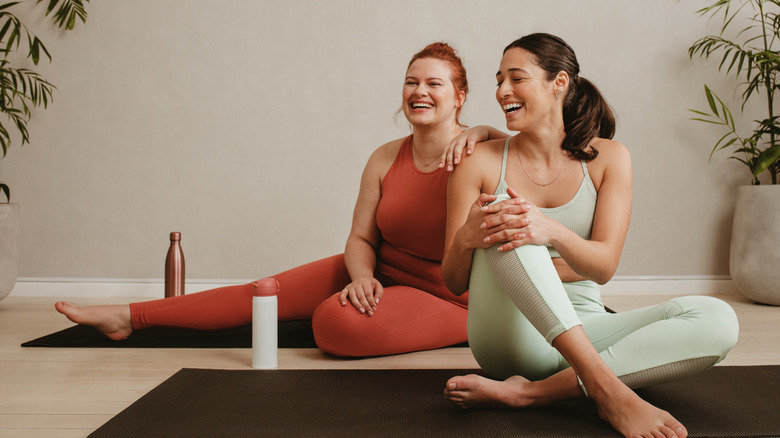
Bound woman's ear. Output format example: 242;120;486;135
554;71;570;95
456;90;466;108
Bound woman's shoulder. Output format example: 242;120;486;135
590;138;629;158
371;136;406;161
587;138;632;188
450;138;505;193
461;138;506;168
363;136;407;180
589;138;630;167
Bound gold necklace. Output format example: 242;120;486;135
515;145;569;187
414;153;440;169
411;143;442;170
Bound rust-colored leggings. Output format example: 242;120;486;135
129;254;467;357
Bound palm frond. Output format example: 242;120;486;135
0;0;86;170
690;0;780;183
37;0;88;30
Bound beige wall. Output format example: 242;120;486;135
0;0;759;281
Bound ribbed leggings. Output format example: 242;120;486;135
468;244;740;387
129;254;467;357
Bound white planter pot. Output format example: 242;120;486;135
0;203;19;301
729;185;780;305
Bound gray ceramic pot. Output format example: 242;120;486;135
730;185;780;305
0;203;18;301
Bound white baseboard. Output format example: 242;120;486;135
600;276;735;296
10;278;250;298
8;275;736;298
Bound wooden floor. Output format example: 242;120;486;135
1;291;778;437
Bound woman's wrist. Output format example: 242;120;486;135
452;227;477;254
545;220;570;251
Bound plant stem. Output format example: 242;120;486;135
759;1;777;185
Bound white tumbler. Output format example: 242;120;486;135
252;278;279;369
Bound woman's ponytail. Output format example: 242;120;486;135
561;76;615;160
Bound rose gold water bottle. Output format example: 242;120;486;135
164;232;185;297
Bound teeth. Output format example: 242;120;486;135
411;102;433;109
503;103;523;112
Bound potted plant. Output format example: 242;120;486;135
0;0;87;302
689;0;780;305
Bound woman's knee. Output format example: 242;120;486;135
311;294;377;357
675;295;740;356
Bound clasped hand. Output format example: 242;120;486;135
462;187;553;252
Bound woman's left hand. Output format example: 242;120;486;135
480;187;559;251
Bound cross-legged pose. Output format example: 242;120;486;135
56;42;476;358
441;33;739;438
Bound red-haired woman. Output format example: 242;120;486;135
56;42;475;357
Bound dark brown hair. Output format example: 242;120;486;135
407;42;469;128
504;33;615;160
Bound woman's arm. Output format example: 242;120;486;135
339;142;397;315
551;140;632;284
441;146;500;294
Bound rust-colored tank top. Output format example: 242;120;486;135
374;135;468;307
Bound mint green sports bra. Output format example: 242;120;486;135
494;138;597;258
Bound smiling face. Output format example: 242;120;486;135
402;57;464;130
495;47;564;132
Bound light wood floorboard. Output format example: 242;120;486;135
1;291;778;437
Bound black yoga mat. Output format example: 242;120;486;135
89;366;780;438
22;321;316;348
22;321;470;349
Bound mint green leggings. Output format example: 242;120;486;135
467;244;739;387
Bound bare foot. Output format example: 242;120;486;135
54;301;133;341
444;372;687;438
443;374;538;409
593;381;688;438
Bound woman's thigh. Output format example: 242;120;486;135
312;285;467;357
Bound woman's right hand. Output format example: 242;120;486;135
339;277;384;316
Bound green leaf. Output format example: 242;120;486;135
0;182;9;203
38;37;51;62
5;24;18;53
0;18;13;43
753;145;780;177
704;85;719;116
46;0;59;14
718;137;739;150
690;117;724;124
0;3;21;12
689;109;713;117
0;121;10;154
29;37;39;64
737;51;746;73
